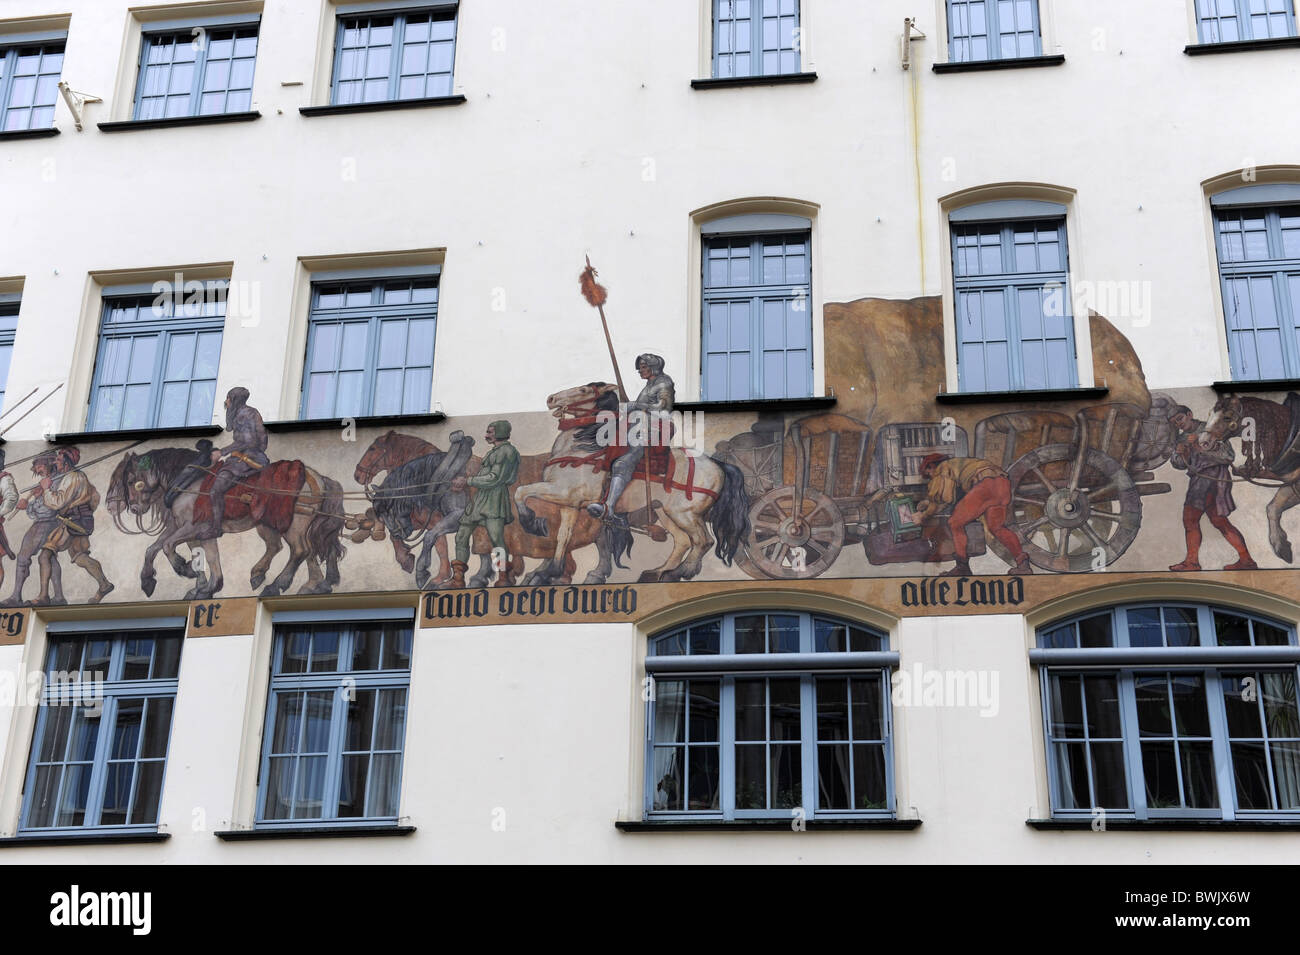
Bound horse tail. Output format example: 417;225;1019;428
601;521;634;569
307;474;346;586
707;457;751;566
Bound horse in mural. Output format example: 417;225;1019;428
1204;393;1300;562
105;447;346;600
354;430;610;588
512;382;750;584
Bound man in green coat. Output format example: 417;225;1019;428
450;419;519;588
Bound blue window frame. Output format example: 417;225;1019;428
134;22;259;119
1213;203;1300;380
951;210;1075;392
1035;604;1300;820
0;298;17;411
330;5;457;105
712;0;800;78
645;612;896;820
946;0;1042;62
1197;0;1296;42
88;290;225;432
257;617;413;826
20;628;183;833
0;38;64;130
301;276;438;419
703;230;812;401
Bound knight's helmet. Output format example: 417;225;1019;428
635;353;665;376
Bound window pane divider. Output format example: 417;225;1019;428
647;651;899;675
1030;647;1300;667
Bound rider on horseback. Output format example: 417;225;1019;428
586;353;674;526
194;387;269;540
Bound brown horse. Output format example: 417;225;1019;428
355;430;604;587
1204;393;1300;562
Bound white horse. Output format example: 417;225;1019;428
512;382;750;584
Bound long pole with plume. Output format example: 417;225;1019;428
580;256;627;402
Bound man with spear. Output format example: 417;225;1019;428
578;256;674;529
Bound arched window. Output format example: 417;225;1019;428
1034;603;1300;821
1208;182;1300;382
644;611;896;820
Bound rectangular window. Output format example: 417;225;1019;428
947;0;1042;62
1038;605;1300;820
1214;205;1300;380
0;298;17;410
135;23;260;119
301;276;438;419
713;0;800;78
257;618;413;825
703;232;811;401
330;5;457;105
21;628;183;832
1197;0;1296;43
0;38;64;130
646;613;894;819
952;217;1075;392
88;289;225;432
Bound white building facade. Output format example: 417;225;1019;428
0;0;1298;862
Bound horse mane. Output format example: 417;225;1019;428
372;449;447;535
573;389;622;451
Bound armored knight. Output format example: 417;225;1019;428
194;387;270;540
586;353;675;523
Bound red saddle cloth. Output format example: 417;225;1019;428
192;460;306;534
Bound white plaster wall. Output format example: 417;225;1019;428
0;616;1293;862
0;0;1296;438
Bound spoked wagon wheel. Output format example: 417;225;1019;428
738;486;844;579
997;443;1142;573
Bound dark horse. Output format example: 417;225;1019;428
362;431;475;589
1204;393;1300;562
106;447;346;599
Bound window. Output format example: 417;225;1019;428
20;627;183;833
1035;604;1300;820
712;0;801;78
1211;192;1300;381
257;616;413;826
88;288;224;432
301;276;438;419
645;612;895;819
0;297;17;410
0;37;64;130
1197;0;1296;43
134;22;259;119
702;221;812;401
950;201;1075;392
330;5;457;105
946;0;1042;62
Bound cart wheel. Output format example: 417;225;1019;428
998;443;1142;573
740;487;844;579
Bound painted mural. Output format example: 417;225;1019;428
4;265;1300;620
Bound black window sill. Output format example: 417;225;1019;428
691;72;818;90
616;818;920;832
0;126;59;140
0;831;170;847
300;95;466;117
673;396;837;414
98;111;261;132
51;424;223;445
933;54;1065;73
936;386;1107;405
1027;818;1300;832
215;825;416;841
263;412;446;433
1212;378;1300;393
1186;36;1300;56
